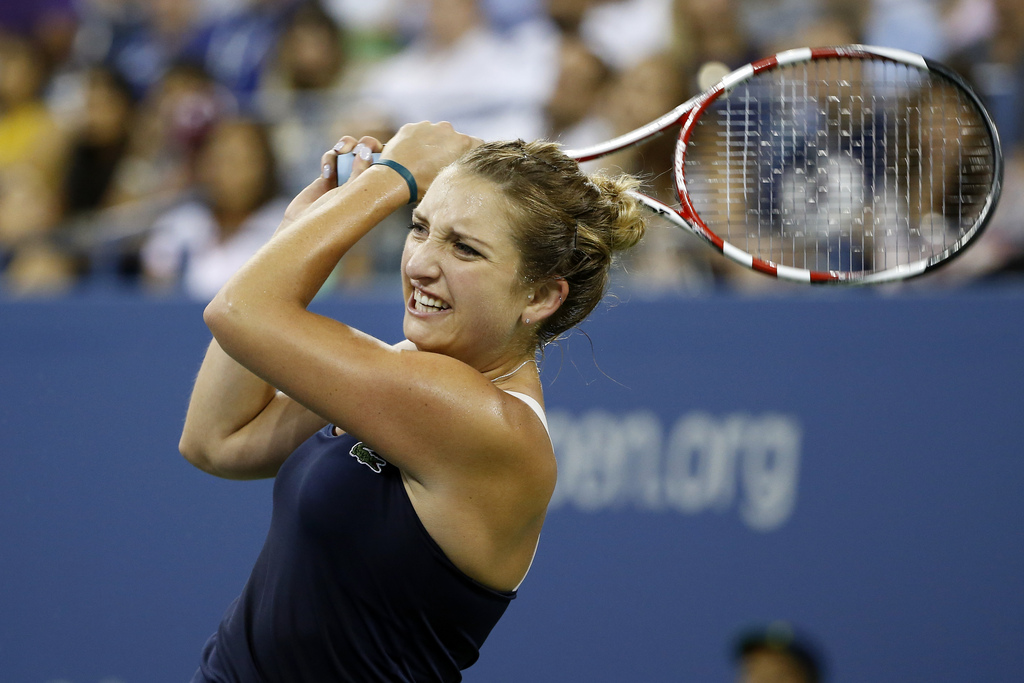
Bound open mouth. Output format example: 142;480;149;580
411;289;451;314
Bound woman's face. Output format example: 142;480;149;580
401;168;530;369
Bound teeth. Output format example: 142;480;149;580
413;289;450;311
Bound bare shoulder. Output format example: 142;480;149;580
332;343;555;496
414;369;556;493
404;385;557;590
460;386;557;512
497;388;553;469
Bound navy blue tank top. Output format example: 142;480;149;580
192;426;516;682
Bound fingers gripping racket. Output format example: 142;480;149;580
566;45;1003;284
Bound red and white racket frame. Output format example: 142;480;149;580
566;45;1004;285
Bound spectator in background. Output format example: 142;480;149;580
68;0;137;70
544;33;614;161
671;0;755;91
61;65;138;218
862;0;945;60
0;165;75;296
734;0;829;57
73;0;291;110
319;0;406;62
107;60;234;210
78;0;206;100
545;0;593;35
187;0;297;111
257;2;407;287
43;63;141;284
602;52;685;201
0;0;73;37
733;622;826;683
17;1;78;76
572;0;674;72
257;1;387;196
0;32;66;179
0;0;78;95
140;116;287;299
54;60;238;286
947;0;1024;153
357;0;559;142
908;0;1024;284
0;31;75;295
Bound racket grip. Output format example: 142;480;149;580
336;151;382;182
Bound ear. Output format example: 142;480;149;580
523;278;569;326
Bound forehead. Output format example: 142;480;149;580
417;168;516;234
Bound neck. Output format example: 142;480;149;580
489;358;537;384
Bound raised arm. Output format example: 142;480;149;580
178;339;326;479
178;134;390;479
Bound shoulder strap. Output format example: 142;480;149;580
502;390;550;435
501;390;549;591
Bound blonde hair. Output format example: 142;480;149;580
454;139;646;345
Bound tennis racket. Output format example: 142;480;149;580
566;45;1003;284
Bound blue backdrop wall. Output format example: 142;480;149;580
1;288;1022;683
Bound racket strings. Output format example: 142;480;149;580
681;57;998;275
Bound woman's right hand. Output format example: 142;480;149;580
381;122;483;201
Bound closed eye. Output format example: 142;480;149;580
455;241;481;257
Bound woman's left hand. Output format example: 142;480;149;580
278;135;385;231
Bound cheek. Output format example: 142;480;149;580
475;280;527;328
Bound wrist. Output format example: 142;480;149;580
370;159;418;204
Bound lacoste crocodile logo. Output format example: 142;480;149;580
349;442;387;473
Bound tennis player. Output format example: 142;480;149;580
180;121;646;681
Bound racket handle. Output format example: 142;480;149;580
336;151;382;182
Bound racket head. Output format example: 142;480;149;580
674;45;1003;284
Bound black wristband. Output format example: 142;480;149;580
371;159;418;204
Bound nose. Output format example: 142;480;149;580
402;232;442;284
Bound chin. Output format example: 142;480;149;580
402;317;437;352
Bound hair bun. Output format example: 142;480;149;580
587;173;647;253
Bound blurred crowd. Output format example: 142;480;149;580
0;0;1021;298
